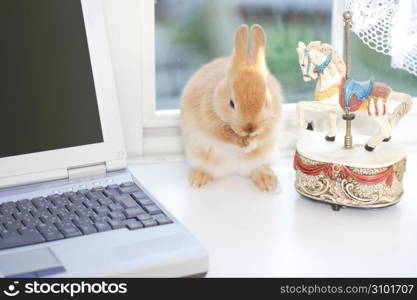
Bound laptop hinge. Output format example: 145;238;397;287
67;163;107;180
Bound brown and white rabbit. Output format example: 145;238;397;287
180;24;283;192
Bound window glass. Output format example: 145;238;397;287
155;0;333;109
351;35;417;97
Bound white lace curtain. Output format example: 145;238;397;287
345;0;417;77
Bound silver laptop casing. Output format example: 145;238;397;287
0;0;208;277
0;172;208;277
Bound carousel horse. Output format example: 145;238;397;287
295;41;413;151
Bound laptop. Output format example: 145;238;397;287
0;0;208;277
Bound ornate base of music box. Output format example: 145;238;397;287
294;132;406;210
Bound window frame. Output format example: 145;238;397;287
142;0;344;127
140;0;178;128
136;0;417;157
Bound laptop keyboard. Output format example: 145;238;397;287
0;182;173;250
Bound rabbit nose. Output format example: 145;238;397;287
245;123;254;133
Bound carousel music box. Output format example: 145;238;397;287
293;12;413;210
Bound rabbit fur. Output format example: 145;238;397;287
180;24;283;192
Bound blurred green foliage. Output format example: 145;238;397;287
172;8;220;59
156;0;416;109
168;8;331;103
264;23;328;101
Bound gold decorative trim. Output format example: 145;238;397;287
315;83;340;101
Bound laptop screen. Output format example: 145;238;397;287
0;0;103;159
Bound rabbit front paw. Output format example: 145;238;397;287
189;169;212;188
239;136;258;153
250;166;279;193
243;139;259;153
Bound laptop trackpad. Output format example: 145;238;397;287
0;248;65;277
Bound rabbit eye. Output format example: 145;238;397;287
229;100;235;109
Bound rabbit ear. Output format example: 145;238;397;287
250;24;267;70
231;24;249;69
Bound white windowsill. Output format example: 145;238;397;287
127;153;417;277
141;98;417;157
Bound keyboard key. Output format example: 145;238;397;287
108;219;125;230
40;215;59;225
121;181;135;187
136;214;152;221
86;192;104;200
94;222;111;232
0;230;45;250
16;211;34;219
37;225;64;241
108;211;125;220
4;221;23;232
103;189;120;197
118;185;141;194
51;198;68;207
124;207;145;219
106;184;119;189
136;197;153;206
1;214;16;223
141;219;157;227
131;191;148;200
76;223;97;235
49;207;69;216
144;205;162;215
17;201;35;212
16;199;31;205
59;226;82;238
0;229;20;239
97;198;114;206
1;202;15;209
31;197;47;208
69;215;80;223
67;202;85;211
11;211;25;221
77;189;90;195
74;209;89;218
0;206;14;216
18;227;37;235
69;195;87;203
36;209;51;218
125;219;143;230
21;213;36;222
153;214;173;225
73;217;92;225
108;203;123;212
57;213;71;222
93;206;109;215
83;199;100;210
54;221;74;230
22;218;43;228
114;195;138;209
2;201;16;206
47;194;61;200
90;215;107;223
62;191;76;198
